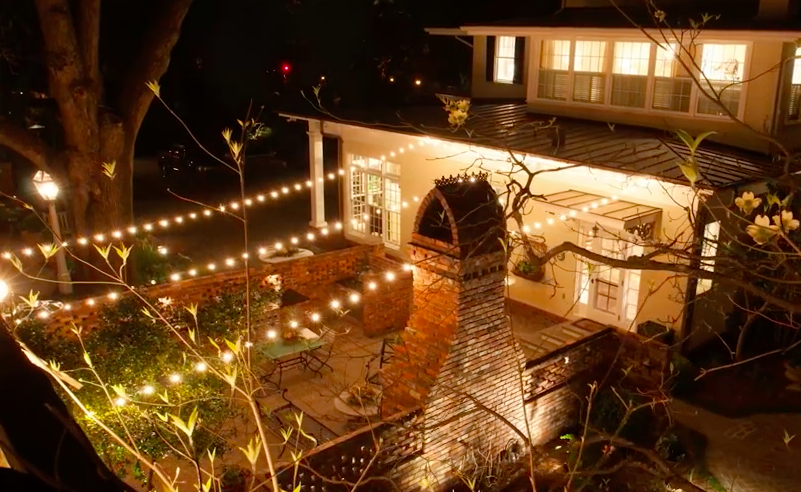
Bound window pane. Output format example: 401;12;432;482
541;40;571;70
697;81;741;115
700;44;746;81
652;78;692;112
538;71;569;100
497;36;516;57
696;221;720;294
573;73;605;103
350;166;366;233
385;178;401;246
611;74;647;108
574;41;606;73
654;42;691;78
613;42;650;75
789;46;801;121
793;46;801;85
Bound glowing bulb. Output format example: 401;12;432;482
591;202;599;209
37;310;49;319
128;226;137;234
245;199;253;206
204;210;212;216
231;202;240;210
195;362;207;372
390;151;396;157
245;341;253;348
402;263;412;271
611;195;619;201
294;183;302;191
222;351;234;362
189;213;197;219
522;225;531;233
112;230;122;238
144;223;153;230
338;169;345;175
170;273;180;281
330;300;341;309
414;79;422;86
582;207;589;212
402;201;408;208
1;251;9;259
282;187;289;194
310;313;321;322
94;234;105;242
64;304;71;310
368;282;377;290
335;222;343;230
569;210;577;217
22;248;33;256
349;293;360;303
189;269;197;276
208;263;216;270
559;215;567;221
271;191;279;198
78;237;88;245
225;258;235;266
290;321;299;328
306;180;312;187
385;272;395;281
399;148;404;153
327;172;335;180
175;216;184;223
108;292;119;300
601;198;609;205
169;374;181;384
291;237;299;245
381;155;386;160
115;397;127;407
321;228;329;236
257;194;265;201
258;247;267;255
142;385;155;395
547;218;554;225
266;330;277;340
158;246;168;255
87;299;96;306
160;220;169;227
306;233;315;241
413;196;419;202
241;252;249;259
150;280;156;285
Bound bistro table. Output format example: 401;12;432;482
256;328;324;388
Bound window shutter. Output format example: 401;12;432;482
513;36;526;84
485;36;496;82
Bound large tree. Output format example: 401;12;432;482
0;0;194;236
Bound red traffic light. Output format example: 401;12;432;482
282;63;291;73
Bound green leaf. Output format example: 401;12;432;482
111;384;126;398
113;244;131;262
94;243;111;260
224;338;241;355
678;160;700;187
224;367;238;387
675;129;716;158
238;436;262;466
102;161;117;180
158;390;170;404
186;406;199;436
169;413;192;438
19;290;39;309
7;253;23;272
202;477;213;492
145;80;161;97
141;307;154;319
37;243;59;260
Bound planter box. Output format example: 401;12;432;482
258;247;313;264
512;265;544;282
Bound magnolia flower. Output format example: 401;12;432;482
734;191;761;215
746;215;779;245
158;297;173;306
773;210;800;232
447;108;468;127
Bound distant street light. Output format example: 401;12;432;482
32;171;72;295
414;79;422;86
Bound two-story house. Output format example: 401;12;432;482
280;0;801;344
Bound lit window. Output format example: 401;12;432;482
349;154;401;248
696;221;720;295
652;42;693;113
494;36;517;84
697;44;747;116
787;46;801;121
611;42;650;108
573;41;607;104
538;40;571;101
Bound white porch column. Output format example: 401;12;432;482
308;120;327;228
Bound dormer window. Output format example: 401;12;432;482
485;36;526;85
534;37;748;119
611;42;650;108
697;44;747;116
573;41;607;104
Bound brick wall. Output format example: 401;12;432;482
41;244;405;337
361;255;413;336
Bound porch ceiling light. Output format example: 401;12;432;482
32;170;59;201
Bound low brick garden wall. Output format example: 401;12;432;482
41;243;412;337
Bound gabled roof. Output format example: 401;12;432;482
461;3;801;33
278;103;785;189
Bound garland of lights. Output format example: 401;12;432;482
2;171;345;257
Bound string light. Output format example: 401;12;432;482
349;293;360;303
141;385;155;395
115;397;127;407
195;362;207;372
169;374;182;384
222;351;234;362
310;313;321;322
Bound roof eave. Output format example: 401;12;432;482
460;25;801;39
424;27;469;36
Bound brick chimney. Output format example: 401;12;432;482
382;173;527;489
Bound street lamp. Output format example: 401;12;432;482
32;171;72;295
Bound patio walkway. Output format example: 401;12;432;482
673;399;801;492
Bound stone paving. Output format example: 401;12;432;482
673;399;801;492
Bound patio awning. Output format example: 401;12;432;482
533;190;661;237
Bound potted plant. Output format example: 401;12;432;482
511;233;548;282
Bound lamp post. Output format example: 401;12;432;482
32;171;72;295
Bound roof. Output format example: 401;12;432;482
464;3;801;32
279;102;784;189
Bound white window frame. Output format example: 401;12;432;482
532;36;750;121
696;220;720;295
347;154;401;249
786;45;801;124
494;36;517;84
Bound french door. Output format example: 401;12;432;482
575;227;642;329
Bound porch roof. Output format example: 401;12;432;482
278;103;784;189
534;190;662;233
